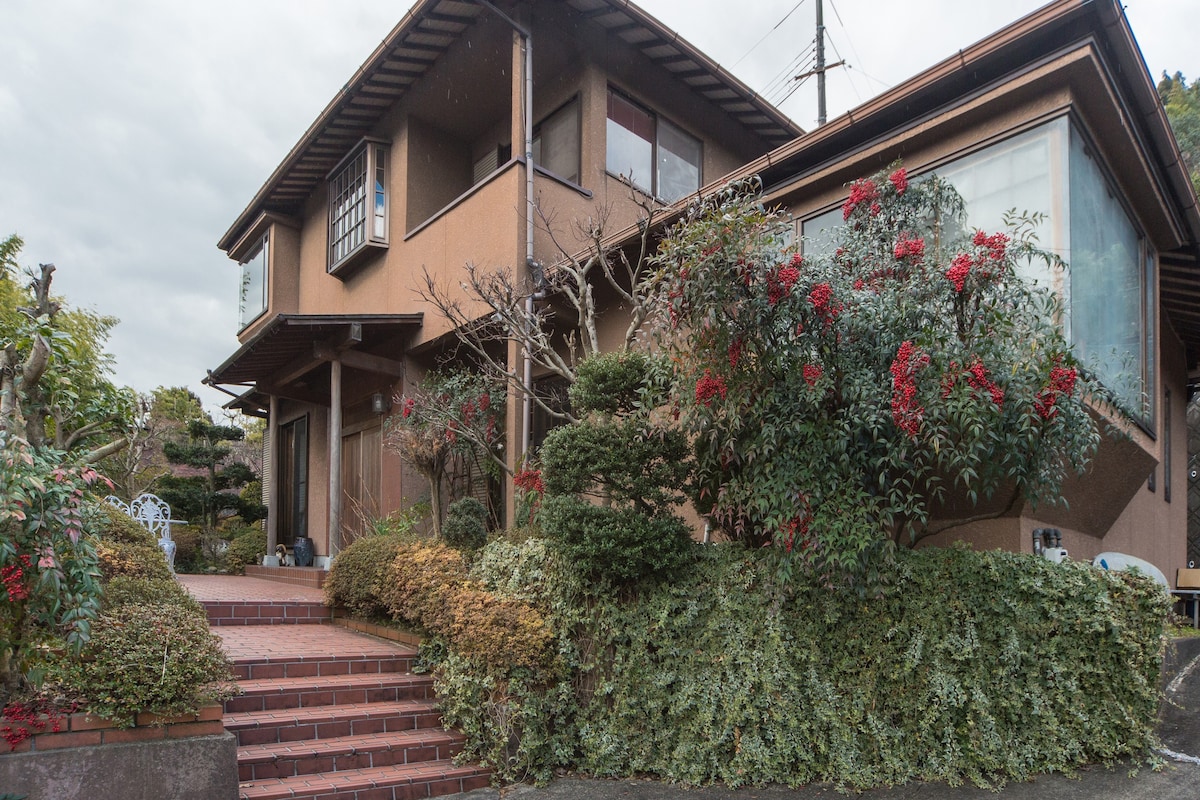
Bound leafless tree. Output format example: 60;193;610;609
417;190;661;426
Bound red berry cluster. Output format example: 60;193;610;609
728;337;743;369
1033;360;1079;420
694;369;728;406
946;253;972;293
766;254;802;305
2;555;32;602
808;283;841;327
889;167;908;195
841;177;879;221
965;359;1005;408
2;698;73;751
890;341;929;438
803;363;823;387
893;234;925;263
401;397;416;418
514;468;544;496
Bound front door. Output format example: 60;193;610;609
341;426;382;545
277;416;309;547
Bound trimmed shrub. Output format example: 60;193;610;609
539;495;694;585
95;539;173;582
54;602;236;725
442;497;488;552
381;542;552;671
325;534;414;619
225;526;266;573
102;575;202;615
94;504;158;546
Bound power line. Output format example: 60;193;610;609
731;0;810;68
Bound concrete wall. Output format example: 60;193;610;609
0;733;238;800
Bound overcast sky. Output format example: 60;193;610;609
1;0;1193;414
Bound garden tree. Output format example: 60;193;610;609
649;171;1101;584
98;386;208;500
157;418;265;532
418;194;660;432
1159;71;1200;195
0;234;136;463
386;369;504;538
538;350;695;585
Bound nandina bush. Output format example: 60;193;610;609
0;434;105;701
649;170;1101;584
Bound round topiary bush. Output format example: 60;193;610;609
95;538;174;583
442;497;488;552
225;526;266;573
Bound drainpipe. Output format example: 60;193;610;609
477;0;536;458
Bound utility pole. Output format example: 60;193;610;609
816;0;826;126
793;0;843;126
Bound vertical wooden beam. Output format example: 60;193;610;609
267;394;280;557
329;359;344;559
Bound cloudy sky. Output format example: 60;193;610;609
1;0;1193;413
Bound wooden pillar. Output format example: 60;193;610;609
328;359;343;559
266;394;280;556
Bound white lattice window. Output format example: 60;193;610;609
328;139;389;275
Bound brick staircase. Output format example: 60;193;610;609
192;580;490;800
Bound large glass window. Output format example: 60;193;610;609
533;99;580;185
800;117;1155;421
606;89;701;203
238;233;268;330
328;139;389;274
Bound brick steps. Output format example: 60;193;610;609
237;729;465;782
238;760;489;800
226;673;435;714
204;600;332;626
210;591;490;800
231;652;416;681
226;700;443;747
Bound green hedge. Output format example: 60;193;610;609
435;542;1168;788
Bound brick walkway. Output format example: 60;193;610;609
177;574;326;603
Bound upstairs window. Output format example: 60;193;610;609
533;98;581;185
328;139;389;275
238;233;268;330
801;117;1156;424
606;89;701;203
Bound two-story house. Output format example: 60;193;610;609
205;0;801;566
208;0;1200;582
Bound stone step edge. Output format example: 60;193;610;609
224;699;439;730
237;728;463;764
237;759;490;800
234;672;431;696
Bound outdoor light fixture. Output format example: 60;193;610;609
371;392;389;415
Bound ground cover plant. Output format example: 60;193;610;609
424;540;1169;788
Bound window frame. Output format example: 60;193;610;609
237;233;269;332
533;96;582;186
327;137;390;276
605;87;702;203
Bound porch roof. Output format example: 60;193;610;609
206;313;422;393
